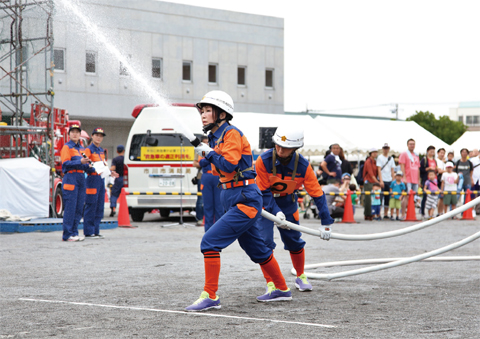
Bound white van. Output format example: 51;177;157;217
124;104;204;221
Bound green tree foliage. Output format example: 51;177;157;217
406;111;467;145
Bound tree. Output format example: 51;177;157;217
406;111;467;145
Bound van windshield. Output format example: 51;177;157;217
129;133;203;161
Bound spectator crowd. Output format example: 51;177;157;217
312;139;480;222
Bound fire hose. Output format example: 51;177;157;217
260;196;480;280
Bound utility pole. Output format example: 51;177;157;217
391;103;398;120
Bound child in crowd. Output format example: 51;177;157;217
441;162;459;218
371;183;382;220
349;184;359;215
424;170;439;219
389;171;406;220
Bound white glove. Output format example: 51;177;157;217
319;225;331;241
194;143;213;157
274;211;290;230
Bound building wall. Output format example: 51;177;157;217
450;102;480;131
52;0;284;122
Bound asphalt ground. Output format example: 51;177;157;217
1;207;479;338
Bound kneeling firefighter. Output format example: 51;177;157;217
255;125;334;292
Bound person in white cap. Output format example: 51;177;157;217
363;147;379;221
441;162;459;216
376;143;395;219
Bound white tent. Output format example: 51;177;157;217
233;112;355;155
450;131;480;155
232;112;450;163
0;158;50;218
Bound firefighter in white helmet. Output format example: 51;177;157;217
186;90;292;312
255;125;334;292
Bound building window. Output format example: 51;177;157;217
237;66;246;86
208;64;217;84
152;58;162;79
85;51;96;74
265;68;274;88
466;115;480;126
458;116;463;123
183;61;192;81
54;48;65;71
120;55;131;76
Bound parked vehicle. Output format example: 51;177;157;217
124;104;203;221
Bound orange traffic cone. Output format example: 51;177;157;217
462;189;475;220
404;189;418;221
341;190;357;223
104;191;109;203
118;188;135;228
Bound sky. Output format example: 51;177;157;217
163;0;480;120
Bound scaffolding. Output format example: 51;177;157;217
0;0;56;214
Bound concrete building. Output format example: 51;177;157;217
1;0;284;157
54;0;284;155
449;102;480;132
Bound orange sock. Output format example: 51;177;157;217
260;265;273;284
203;251;220;299
289;248;305;277
259;253;288;291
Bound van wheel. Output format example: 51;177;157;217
160;209;170;218
131;208;145;222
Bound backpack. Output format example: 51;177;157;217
356;162;365;186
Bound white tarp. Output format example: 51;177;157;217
0;158;50;218
450;131;480;155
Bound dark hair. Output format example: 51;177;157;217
426;145;435;152
427;170;436;175
407;138;415;145
437;148;445;153
391;154;396;159
349;184;356;191
201;136;208;142
460;148;469;154
373;183;381;188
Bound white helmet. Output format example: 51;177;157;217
272;125;304;148
196;90;234;118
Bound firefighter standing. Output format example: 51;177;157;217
255;125;334;291
193;136;223;231
185;90;291;312
84;128;118;238
60;124;92;242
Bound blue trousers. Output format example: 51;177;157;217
201;173;223;232
258;195;305;252
200;184;272;264
62;172;86;240
110;176;124;208
84;175;105;236
195;181;204;221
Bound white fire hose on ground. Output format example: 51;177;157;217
260;196;480;281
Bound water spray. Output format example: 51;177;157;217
55;0;201;147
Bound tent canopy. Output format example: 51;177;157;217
233;112;450;161
450;131;480;155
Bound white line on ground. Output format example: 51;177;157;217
19;298;336;328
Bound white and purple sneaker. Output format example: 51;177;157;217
185;291;221;312
295;274;313;292
256;288;292;302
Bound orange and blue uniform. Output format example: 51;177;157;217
83;143;106;236
199;157;223;231
200;123;289;299
255;149;333;278
60;140;92;240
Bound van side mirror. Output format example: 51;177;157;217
146;137;158;146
